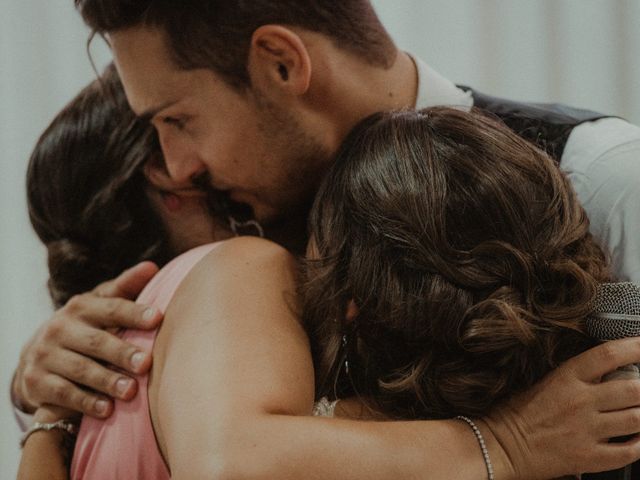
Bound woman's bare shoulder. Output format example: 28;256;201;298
162;237;298;331
201;236;295;266
183;236;297;290
153;237;298;357
149;237;309;466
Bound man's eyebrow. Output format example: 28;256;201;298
137;100;179;123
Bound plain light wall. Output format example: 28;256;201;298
376;0;640;122
1;0;638;476
1;1;111;475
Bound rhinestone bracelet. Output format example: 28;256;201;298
20;419;78;448
456;415;495;480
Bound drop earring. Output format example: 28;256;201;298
342;334;350;375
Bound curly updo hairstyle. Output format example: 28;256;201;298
27;64;172;308
303;107;610;420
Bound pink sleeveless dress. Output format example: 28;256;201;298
70;243;219;480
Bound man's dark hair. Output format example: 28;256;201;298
76;0;396;88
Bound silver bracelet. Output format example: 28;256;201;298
20;419;78;448
456;415;495;480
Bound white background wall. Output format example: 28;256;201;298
1;0;638;476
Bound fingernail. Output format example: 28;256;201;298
131;352;147;370
142;307;157;322
95;400;109;415
116;378;132;396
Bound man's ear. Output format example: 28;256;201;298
248;25;312;96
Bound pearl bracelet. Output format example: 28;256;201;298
456;415;495;480
20;419;78;448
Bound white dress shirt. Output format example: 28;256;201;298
413;57;640;282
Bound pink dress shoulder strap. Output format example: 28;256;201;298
70;243;220;480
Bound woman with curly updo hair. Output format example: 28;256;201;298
20;64;230;478
304;107;611;421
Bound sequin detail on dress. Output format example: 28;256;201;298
312;397;340;417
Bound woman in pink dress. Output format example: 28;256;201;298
18;64;234;479
18;66;640;480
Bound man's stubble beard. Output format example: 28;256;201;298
251;89;333;226
200;90;332;249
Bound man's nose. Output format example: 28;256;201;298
159;131;207;184
165;152;207;185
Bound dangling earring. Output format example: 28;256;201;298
228;216;265;238
341;301;359;377
342;333;350;375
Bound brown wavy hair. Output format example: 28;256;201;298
27;64;172;308
303;107;610;419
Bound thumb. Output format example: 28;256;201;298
93;261;160;299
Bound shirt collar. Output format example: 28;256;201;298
410;55;473;111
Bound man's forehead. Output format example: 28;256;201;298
109;26;185;116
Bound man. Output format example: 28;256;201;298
13;1;640;477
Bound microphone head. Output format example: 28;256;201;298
585;282;640;340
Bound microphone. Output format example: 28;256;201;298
583;282;640;480
585;282;640;340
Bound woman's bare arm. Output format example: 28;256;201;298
155;237;640;480
17;407;75;480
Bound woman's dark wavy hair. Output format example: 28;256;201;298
303;107;610;420
27;64;172;308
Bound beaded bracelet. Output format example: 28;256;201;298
20;419;78;448
456;415;495;480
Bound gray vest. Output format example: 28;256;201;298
458;86;612;162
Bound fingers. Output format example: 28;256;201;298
487;350;640;478
13;264;161;416
567;338;640;382
597;408;640;439
45;347;140;401
595;376;640;412
26;374;114;419
93;261;159;299
590;436;640;473
63;293;162;331
14;286;160;413
18;322;149;415
62;322;152;375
